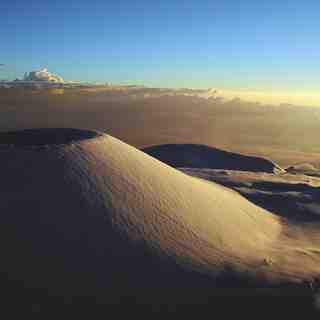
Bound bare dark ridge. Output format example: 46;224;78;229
142;143;284;173
0;128;102;148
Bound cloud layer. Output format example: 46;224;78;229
2;68;320;107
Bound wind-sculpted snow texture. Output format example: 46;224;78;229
0;128;319;315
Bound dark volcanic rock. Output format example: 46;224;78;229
142;144;283;173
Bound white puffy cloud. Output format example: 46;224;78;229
23;68;64;83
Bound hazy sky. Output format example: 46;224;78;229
1;1;320;99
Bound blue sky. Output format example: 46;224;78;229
1;0;320;91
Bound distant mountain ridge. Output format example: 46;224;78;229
142;144;284;173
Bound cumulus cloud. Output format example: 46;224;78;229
23;68;64;83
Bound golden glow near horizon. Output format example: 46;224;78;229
215;89;320;107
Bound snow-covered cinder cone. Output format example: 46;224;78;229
0;128;319;309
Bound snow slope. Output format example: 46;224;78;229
0;128;319;307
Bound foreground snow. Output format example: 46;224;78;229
0;129;319;311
